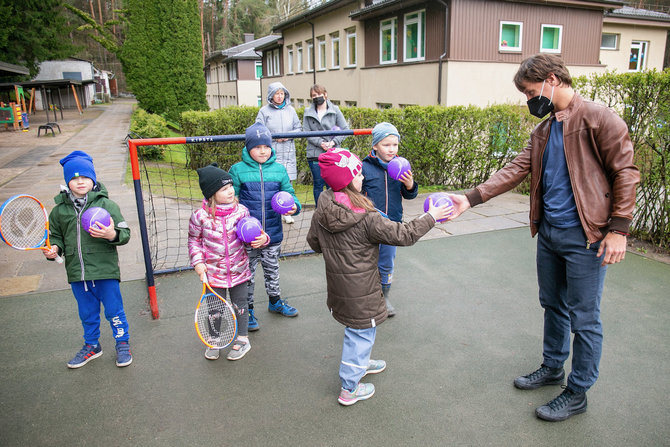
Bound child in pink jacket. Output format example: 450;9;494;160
188;163;269;361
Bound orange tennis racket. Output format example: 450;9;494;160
0;194;63;264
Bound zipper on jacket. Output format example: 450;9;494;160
384;175;389;214
224;214;232;287
259;164;266;228
73;203;86;282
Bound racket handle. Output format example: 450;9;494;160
55;254;63;264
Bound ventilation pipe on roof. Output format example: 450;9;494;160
436;0;449;105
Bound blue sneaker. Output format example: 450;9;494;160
248;309;260;331
268;299;298;317
115;341;132;367
363;359;387;377
67;343;102;369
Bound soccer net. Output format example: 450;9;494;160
127;129;371;318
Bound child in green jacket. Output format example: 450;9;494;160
44;151;132;369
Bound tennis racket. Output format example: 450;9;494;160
0;194;63;264
194;276;237;349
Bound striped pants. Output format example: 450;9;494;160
246;242;282;307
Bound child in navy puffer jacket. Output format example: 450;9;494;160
361;122;419;317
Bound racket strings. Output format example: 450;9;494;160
0;197;47;248
196;293;236;348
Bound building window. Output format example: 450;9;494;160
318;36;327;70
380;18;397;64
273;49;280;76
601;33;618;50
296;43;303;73
331;32;340;68
287;46;294;73
540;24;562;53
376;102;392;109
629;40;648;71
500;21;522;52
255;60;262;79
205;68;211;83
307;39;314;72
404;10;425;61
346;29;356;67
257;96;262;107
345;100;357;107
227;62;237;81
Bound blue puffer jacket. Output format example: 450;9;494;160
229;147;301;244
361;152;419;222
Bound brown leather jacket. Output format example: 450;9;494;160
466;93;640;243
307;189;435;329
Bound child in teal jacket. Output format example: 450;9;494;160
229;123;301;331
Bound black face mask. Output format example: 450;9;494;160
312;96;325;106
527;80;554;118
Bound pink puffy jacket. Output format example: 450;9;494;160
188;201;253;288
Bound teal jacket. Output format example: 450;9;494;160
48;182;130;283
229;147;301;244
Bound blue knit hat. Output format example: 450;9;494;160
245;122;273;150
60;150;96;184
372;122;400;146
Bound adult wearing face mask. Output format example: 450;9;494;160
449;54;639;422
256;82;302;223
303;84;349;205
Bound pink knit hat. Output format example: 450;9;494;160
318;148;362;191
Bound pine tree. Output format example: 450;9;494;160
121;0;207;121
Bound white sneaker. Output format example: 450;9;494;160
227;339;251;361
282;215;295;224
205;347;220;360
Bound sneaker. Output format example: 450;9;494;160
385;298;396;317
115;342;133;367
248;309;260;331
514;365;565;390
205;347;220;360
227;339;251;361
282;215;295;224
67;343;103;369
338;383;375;406
363;359;387;377
268;299;298;317
535;388;587;422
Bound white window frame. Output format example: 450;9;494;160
600;33;618;50
499;21;523;52
272;49;280;76
318;36;327;70
331;32;340;69
380;18;397;64
540;24;562;53
287;46;294;74
227;62;237;81
346;29;357;67
403;10;425;62
254;60;262;79
296;43;303;73
629;40;649;72
306;39;314;72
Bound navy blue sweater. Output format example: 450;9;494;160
361;153;418;222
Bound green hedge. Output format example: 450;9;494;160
129;108;172;160
180;104;536;190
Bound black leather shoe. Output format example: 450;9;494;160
535;388;587;422
514;365;565;390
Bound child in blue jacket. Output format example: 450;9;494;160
229;123;302;331
361;122;419;317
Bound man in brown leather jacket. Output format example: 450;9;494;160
450;54;640;422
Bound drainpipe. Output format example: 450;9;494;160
309;21;316;85
436;0;449;105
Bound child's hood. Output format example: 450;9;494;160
241;145;277;167
54;182;109;205
314;191;366;234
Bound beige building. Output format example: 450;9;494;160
205;34;281;108
257;0;669;109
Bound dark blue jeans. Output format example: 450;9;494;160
536;219;607;393
308;160;327;205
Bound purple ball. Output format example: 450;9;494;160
81;207;111;233
387;157;411;180
236;216;262;243
331;126;341;131
423;193;454;223
272;191;295;215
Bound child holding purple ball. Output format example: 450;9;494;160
361;122;419;316
188;163;269;361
